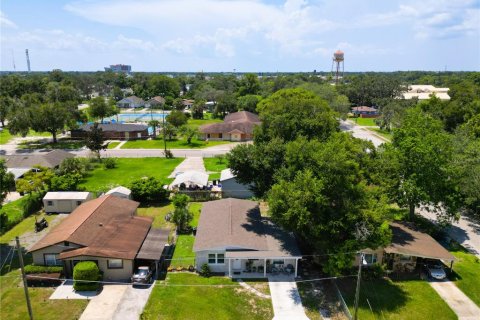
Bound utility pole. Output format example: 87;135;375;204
16;236;34;320
353;252;365;320
161;93;167;156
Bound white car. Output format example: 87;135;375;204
424;262;447;280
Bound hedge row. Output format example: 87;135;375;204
24;264;63;274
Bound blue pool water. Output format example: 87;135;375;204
108;113;167;122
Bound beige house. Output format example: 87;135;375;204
199;111;261;142
43;192;93;214
356;222;456;272
193;199;302;278
29;195;168;281
402;85;451;101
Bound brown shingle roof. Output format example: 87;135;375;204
199;111;261;135
385;222;455;261
193;199;301;257
352;106;378;112
2;150;74;169
30;195;152;260
75;123;148;133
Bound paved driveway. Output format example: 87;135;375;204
268;275;309;320
80;285;128;320
168;156;206;178
429;280;480;320
339;120;388;147
113;283;154;320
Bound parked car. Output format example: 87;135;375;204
131;266;153;284
423;261;447;280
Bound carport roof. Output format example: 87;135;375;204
136;228;169;260
385;222;456;262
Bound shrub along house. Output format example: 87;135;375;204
193;198;302;278
199;111;261;141
71;123;149;140
29;195;169;281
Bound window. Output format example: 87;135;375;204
44;254;62;266
208;253;225;264
363;253;377;265
76;201;82;206
207;134;210;139
219;133;223;139
47;201;53;206
137;133;141;138
107;259;123;269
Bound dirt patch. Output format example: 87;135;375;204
24;214;68;250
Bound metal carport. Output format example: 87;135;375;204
136;228;170;277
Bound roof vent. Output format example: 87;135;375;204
99;223;103;227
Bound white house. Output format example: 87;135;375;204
43;192;93;214
220;169;253;199
402;85;451;101
105;186;132;199
117;96;145;109
193;198;302;278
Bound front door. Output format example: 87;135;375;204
125;132;130;140
233;259;242;270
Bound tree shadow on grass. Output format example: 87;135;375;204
337;278;409;315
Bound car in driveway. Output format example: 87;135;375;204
131;266;153;285
423;261;447;280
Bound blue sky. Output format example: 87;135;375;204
1;0;479;72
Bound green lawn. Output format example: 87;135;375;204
187;118;222;130
137;202;202;229
141;273;273;320
450;243;480;306
0;197;29;229
78;157;182;192
337;278;456;320
18;138;85;150
349;117;377;126
171;235;195;268
121;137;231;149
0;129;51;144
204;157;229;180
107;141;121;149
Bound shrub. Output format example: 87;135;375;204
50;173;82;191
130;177;168;202
57;157;90;176
103;157;117;169
73;261;101;291
199;263;211;277
23;192;44;218
24;264;63;274
164;149;174;159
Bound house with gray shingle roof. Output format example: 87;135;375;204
199;111;261;142
117;95;145;109
193;198;302;278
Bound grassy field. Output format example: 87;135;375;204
0;197;29;229
450;243;480;306
137;202;202;229
187;118;222;130
204;157;229;180
18;138;85;150
78;158;182;192
337;278;456;320
107;141;121;149
171;235;195;268
141;273;273;320
0;213;56;244
121;137;230;149
370;128;393;140
349;117;377;126
0;129;51;144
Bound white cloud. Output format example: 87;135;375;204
0;11;17;29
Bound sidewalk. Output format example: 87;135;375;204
268;275;309;320
168;157;206;178
429;280;480;320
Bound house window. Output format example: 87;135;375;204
47;201;53;206
107;259;123;269
208;254;216;264
364;253;378;265
44;254;62;266
137;133;141;138
219;133;223;139
208;253;225;264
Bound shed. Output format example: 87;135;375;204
220;169;253;199
170;171;209;189
43;192;93;213
105;186;132;199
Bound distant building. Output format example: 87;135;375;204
105;64;132;74
182;99;195;109
199;111;261;142
71;123;149;140
402;85;450;101
117;96;145;109
146;96;166;108
351;106;379;118
2;150;75;169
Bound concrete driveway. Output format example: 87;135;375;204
429;280;480;320
112;283;154;320
80;285;128;320
339;120;388;147
268;275;309;320
168;156;206;178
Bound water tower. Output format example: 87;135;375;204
331;50;344;84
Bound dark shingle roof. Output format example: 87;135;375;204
193;198;301;257
2;150;74;169
120;96;145;104
76;123;148;132
199;111;261;134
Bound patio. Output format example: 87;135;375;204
227;256;300;278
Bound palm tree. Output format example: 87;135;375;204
148;119;160;138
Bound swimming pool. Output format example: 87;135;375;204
108;113;167;122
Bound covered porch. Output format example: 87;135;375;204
225;252;301;278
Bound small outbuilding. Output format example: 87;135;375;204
220;169;253;199
43;192;93;214
170;171;209;190
105;186;132;199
